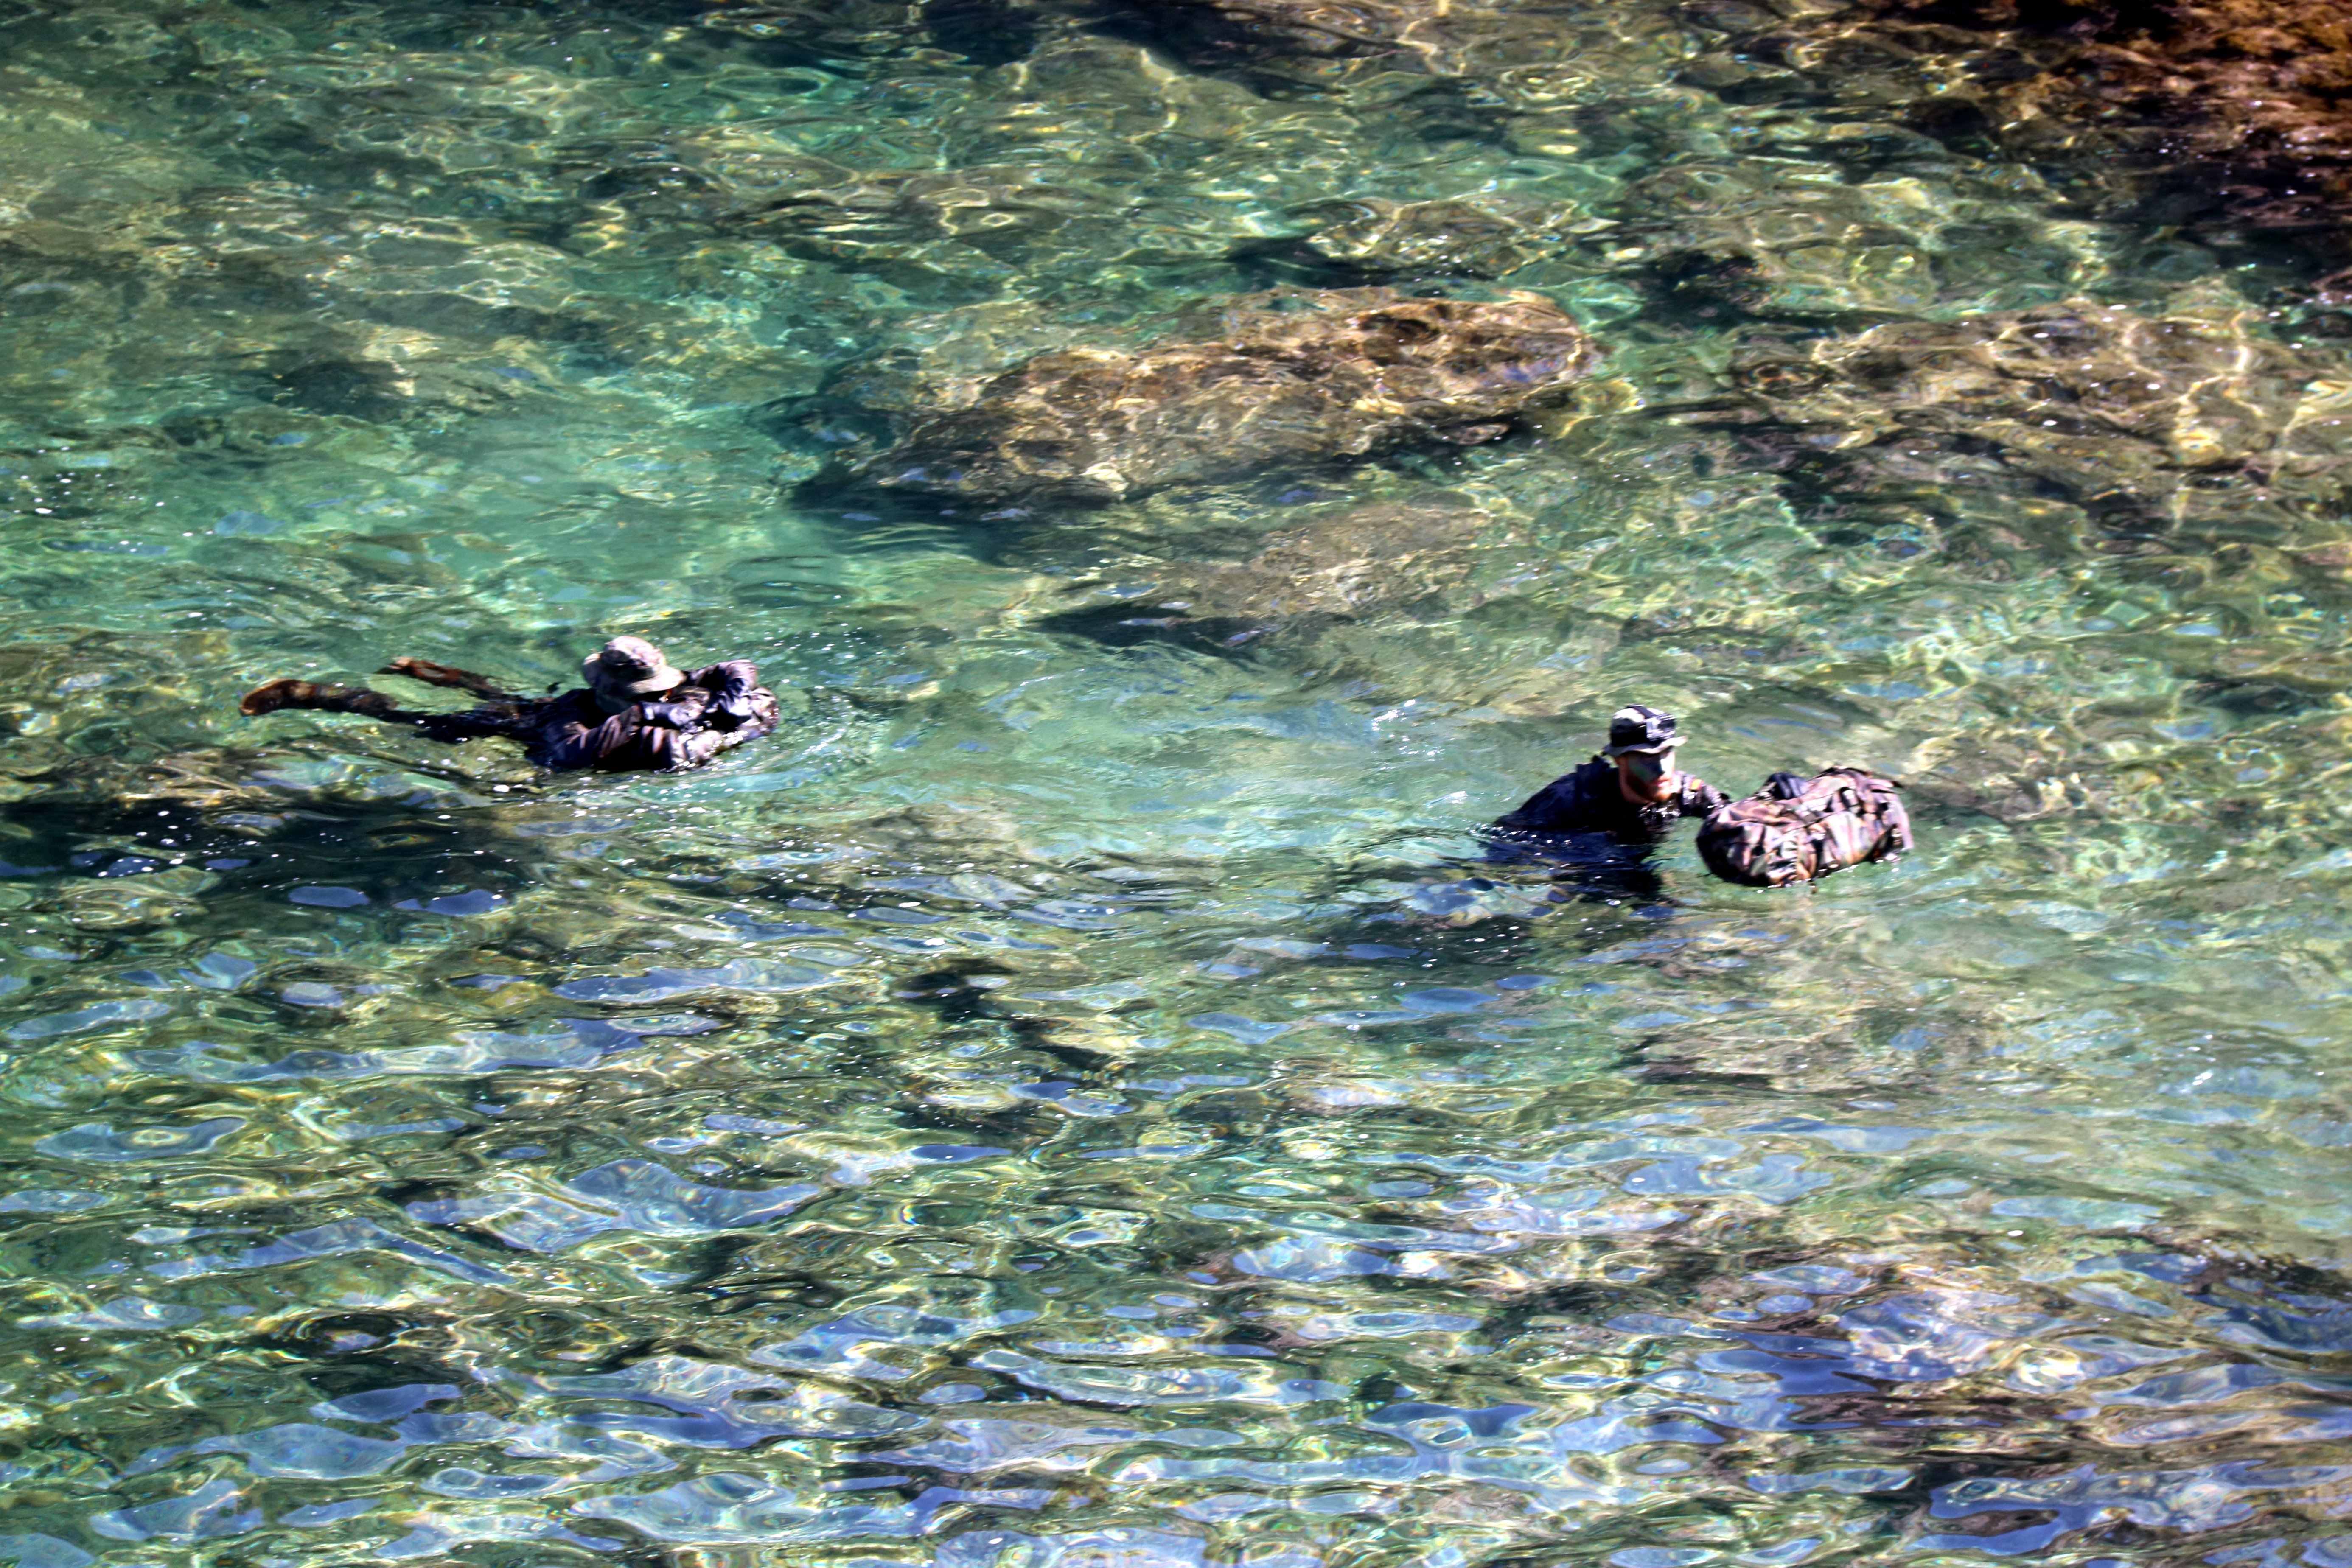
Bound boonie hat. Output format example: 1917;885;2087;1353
1601;704;1682;758
584;635;687;699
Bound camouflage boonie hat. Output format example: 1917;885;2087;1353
1601;704;1682;757
585;636;686;699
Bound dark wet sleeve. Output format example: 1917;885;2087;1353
634;689;712;731
1494;776;1581;832
1679;776;1732;817
378;658;530;702
415;712;506;744
687;663;777;733
625;727;700;770
406;702;543;746
239;679;538;745
532;708;649;772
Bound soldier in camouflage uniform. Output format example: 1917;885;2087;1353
240;636;780;774
1486;705;1912;891
1486;706;1728;891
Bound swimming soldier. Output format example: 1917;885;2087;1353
240;635;780;773
1489;703;1728;853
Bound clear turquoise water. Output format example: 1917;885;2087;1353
2;2;2351;1565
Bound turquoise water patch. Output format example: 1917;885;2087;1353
0;0;2349;1564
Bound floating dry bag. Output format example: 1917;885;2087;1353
1697;767;1912;888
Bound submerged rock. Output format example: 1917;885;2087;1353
1680;0;2352;267
1088;0;1691;96
692;0;1043;67
1710;298;2352;537
1607;161;2102;324
809;288;1600;507
1279;196;1604;283
1040;497;1525;650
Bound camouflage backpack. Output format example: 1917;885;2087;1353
1696;767;1912;888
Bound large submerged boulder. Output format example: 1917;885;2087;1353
1603;161;2103;325
1679;0;2352;269
1085;0;1692;96
807;288;1600;507
1711;298;2352;538
1037;496;1525;650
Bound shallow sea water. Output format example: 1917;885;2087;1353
3;1;2352;1564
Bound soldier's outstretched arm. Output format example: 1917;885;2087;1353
242;679;408;720
241;679;533;750
408;708;542;746
378;657;531;702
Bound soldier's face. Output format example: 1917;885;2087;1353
1619;749;1674;801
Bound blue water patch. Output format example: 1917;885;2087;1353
6;1000;171;1040
36;1117;246;1162
1185;1014;1290;1044
289;886;370;908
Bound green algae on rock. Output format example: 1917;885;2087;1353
808;288;1601;507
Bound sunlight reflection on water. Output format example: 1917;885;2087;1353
1;0;2351;1564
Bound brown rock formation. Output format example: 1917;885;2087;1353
814;288;1600;507
1710;298;2352;537
1683;0;2352;256
1093;0;1690;89
1605;160;2089;324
